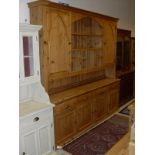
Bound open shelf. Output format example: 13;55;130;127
71;17;104;72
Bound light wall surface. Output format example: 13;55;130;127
19;0;135;36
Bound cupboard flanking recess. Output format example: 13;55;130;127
28;0;120;146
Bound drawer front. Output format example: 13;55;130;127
77;93;90;104
20;108;52;129
93;86;107;95
54;98;76;115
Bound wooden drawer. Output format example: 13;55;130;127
54;98;76;115
93;86;107;95
77;93;90;103
20;107;52;129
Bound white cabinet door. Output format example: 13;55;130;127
38;122;53;155
19;105;55;155
20;122;54;155
20;128;39;155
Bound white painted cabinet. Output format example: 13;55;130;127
19;24;55;155
20;128;38;155
19;103;55;155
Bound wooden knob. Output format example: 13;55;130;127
51;60;55;64
43;41;47;44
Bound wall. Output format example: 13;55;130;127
19;0;135;36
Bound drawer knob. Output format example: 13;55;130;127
33;117;39;122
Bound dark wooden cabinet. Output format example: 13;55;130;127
116;29;131;72
116;29;135;106
119;71;135;106
131;37;135;68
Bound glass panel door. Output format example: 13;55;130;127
22;36;34;77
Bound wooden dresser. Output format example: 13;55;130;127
28;0;120;146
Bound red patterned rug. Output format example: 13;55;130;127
63;114;129;155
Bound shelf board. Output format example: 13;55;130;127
49;62;114;80
51;78;120;105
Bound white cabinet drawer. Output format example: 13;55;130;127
20;108;52;129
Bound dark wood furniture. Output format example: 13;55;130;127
116;29;135;106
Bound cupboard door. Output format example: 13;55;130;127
76;95;92;132
20;128;38;155
93;88;108;122
109;85;119;113
46;9;71;73
54;111;75;145
38;122;53;155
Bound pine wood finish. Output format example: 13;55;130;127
28;0;120;146
92;87;108;122
53;79;120;146
76;94;92;133
28;0;118;94
109;83;119;113
54;98;76;145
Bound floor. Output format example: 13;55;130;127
105;131;130;155
106;99;135;155
51;133;131;155
60;99;135;155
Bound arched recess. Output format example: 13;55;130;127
71;17;103;35
71;17;105;71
